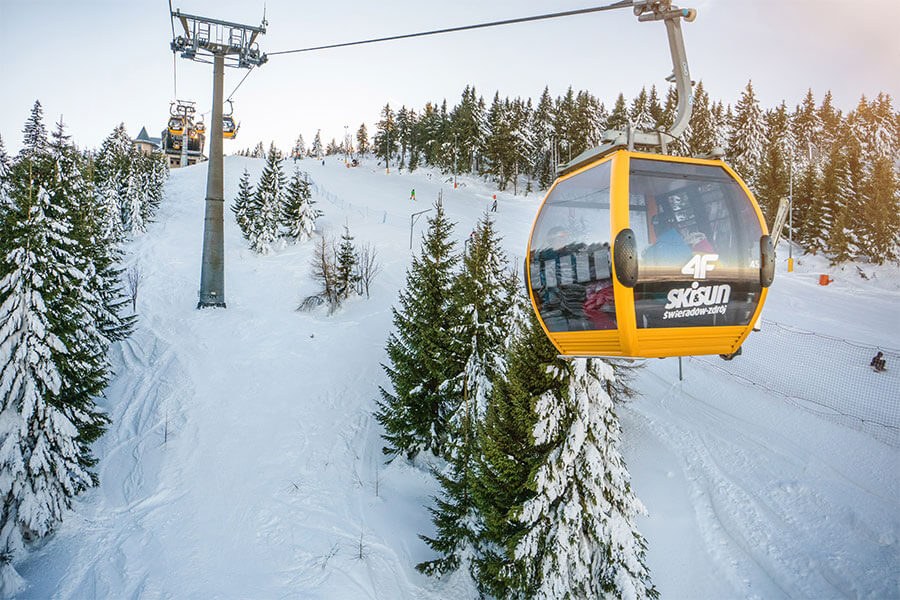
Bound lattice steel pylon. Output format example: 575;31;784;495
170;9;267;308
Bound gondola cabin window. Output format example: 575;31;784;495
628;158;763;329
529;159;615;332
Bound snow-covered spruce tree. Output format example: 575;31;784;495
865;92;900;162
0;134;10;187
417;432;482;580
310;130;323;160
281;169;321;243
334;225;359;303
792;89;823;169
580;90;604;150
407;136;421;173
686;81;716;157
93;124;166;238
93;171;125;245
80;147;135;343
356;123;369;156
792;159;821;251
247;143;285;254
231;168;254;240
62;141;134;345
291;134;306;160
817;91;843;158
827;120;866;263
472;310;566;599
531;87;558;189
552;88;577;166
92;124;134;243
122;161;145;234
0;130;104;594
418;214;514;580
18;101;48;162
710;101;730;153
726;80;766;190
607;93;629;133
515;359;656;600
853;94;900;263
815;124;851;258
138;149;167;226
396;106;414;170
0;177;68;595
756;103;792;222
629;87;654;132
485;93;516;191
375;201;461;460
861;155;900;264
0;135;11;247
452;214;515;430
46;120;112;476
417;102;449;170
449;85;487;176
373;105;397;170
509;97;536;196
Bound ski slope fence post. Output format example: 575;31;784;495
690;320;900;447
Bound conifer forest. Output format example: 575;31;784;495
239;82;898;265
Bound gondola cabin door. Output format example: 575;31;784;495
526;149;773;359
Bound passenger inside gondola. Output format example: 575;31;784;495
643;211;692;265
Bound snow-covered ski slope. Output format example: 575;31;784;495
15;156;900;599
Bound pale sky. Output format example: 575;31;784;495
1;0;897;155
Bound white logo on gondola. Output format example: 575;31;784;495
681;254;719;279
665;282;731;311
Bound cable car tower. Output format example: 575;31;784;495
170;9;267;308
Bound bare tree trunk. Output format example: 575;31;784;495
127;266;142;313
355;242;382;299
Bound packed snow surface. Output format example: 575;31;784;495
14;156;900;598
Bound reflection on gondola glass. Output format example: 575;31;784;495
629;158;763;328
529;160;616;332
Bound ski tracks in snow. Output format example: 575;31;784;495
259;377;444;600
102;334;189;509
622;362;900;599
16;325;194;599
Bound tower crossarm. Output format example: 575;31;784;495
171;9;267;67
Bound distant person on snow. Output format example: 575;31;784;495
870;351;886;372
410;188;416;201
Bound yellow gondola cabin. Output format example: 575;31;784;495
526;149;774;359
167;115;185;136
